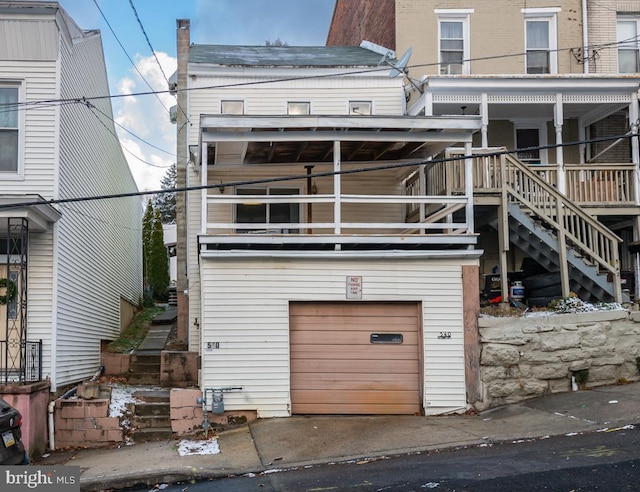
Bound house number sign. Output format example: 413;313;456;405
346;276;362;299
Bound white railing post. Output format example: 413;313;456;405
465;142;474;237
334;141;341;249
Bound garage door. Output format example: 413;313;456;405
290;302;421;415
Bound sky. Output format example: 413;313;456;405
56;0;336;192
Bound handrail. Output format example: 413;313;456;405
500;153;622;301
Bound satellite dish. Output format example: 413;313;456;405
388;47;413;78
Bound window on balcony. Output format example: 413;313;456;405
523;9;558;74
235;187;300;233
0;86;19;173
349;101;372;115
436;10;472;75
287;102;310;115
221;100;244;114
618;18;640;73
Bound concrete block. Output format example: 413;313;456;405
172;418;200;436
58;401;85;419
54;416;72;431
170;388;202;408
84;400;109;418
170;406;195;420
107;429;123;442
77;382;100;400
85;429;107;442
94;417;120;431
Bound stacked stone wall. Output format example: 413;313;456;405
476;310;640;410
54;398;123;448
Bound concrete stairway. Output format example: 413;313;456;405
128;354;161;385
129;389;172;442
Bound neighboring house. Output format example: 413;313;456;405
163;223;177;285
0;2;142;395
328;0;640;304
174;20;486;417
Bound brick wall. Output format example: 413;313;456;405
326;0;395;49
54;397;123;449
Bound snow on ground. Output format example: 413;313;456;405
108;384;146;418
177;438;220;456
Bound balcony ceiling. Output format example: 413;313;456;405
200;114;482;166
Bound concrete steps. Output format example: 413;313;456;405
130;390;172;442
128;354;161;385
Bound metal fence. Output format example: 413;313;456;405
0;339;42;385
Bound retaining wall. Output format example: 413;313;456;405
476;309;640;410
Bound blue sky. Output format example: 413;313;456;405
55;0;336;190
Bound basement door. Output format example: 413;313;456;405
290;302;421;415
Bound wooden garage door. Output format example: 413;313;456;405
290;302;421;415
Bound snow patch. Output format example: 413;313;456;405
177;438;220;456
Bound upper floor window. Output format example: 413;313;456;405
349;101;372;115
221;100;244;114
0;86;19;173
436;10;472;75
523;8;559;74
287;102;310;115
235;187;300;233
618;17;640;73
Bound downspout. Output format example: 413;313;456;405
582;0;589;73
47;386;78;451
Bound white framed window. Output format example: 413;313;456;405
617;16;640;73
235;187;300;233
0;84;22;175
523;8;559;74
435;9;473;75
221;100;244;115
287;101;310;115
349;101;372;115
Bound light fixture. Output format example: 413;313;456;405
311;182;318;194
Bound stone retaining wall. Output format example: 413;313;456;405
476;310;640;411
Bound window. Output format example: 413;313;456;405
221;100;244;114
523;8;559;74
0;86;19;173
512;121;548;164
349;101;372;115
436;10;472;75
618;17;640;73
235;187;300;233
287;102;310;115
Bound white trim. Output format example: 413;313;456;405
50;223;59;391
521;7;561;14
437;12;471;75
434;9;475;14
524;13;558;75
0;80;25;179
512;119;548;164
200;250;483;259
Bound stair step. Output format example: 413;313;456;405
128;374;161;385
133;355;161;364
134;402;170;416
131;428;173;442
130;362;160;373
132;415;171;429
133;390;170;403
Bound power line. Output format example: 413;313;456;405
91;0;171;115
0;132;635;211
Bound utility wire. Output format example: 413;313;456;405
91;0;171;115
0;132;635;211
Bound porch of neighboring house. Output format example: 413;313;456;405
406;76;640;304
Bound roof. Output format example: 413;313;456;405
189;44;393;68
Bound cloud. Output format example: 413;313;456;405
113;53;177;192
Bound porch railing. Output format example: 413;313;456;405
0;339;42;385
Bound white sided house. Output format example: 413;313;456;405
0;2;142;393
174;20;484;417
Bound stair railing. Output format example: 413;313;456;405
500;153;622;302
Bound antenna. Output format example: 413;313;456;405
388;47;412;78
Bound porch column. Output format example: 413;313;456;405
334;140;341;250
465;142;475;239
554;93;565;194
481;93;489;148
629;93;640;206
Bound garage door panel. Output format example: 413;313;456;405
291;359;419;374
290;330;419;345
290;316;418;331
292;372;420;391
291;344;419;359
293;403;420;415
290;303;418;317
292;389;418;405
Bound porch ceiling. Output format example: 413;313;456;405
199;114;481;165
0;195;61;233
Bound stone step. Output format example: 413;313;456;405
131;427;173;442
128;373;161;385
134;402;170;416
133;354;161;364
132;415;171;429
130;361;160;373
132;390;170;403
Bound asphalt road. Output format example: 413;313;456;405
133;426;640;491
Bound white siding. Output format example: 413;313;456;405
53;32;142;388
200;258;472;417
0;19;58;61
